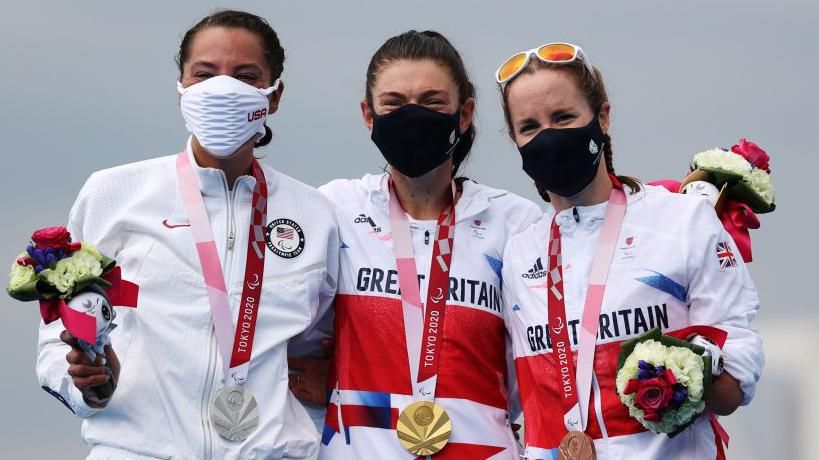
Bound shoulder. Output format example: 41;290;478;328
318;173;382;209
82;155;176;194
462;179;543;226
633;184;719;227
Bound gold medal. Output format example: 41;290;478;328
557;431;596;460
396;401;452;455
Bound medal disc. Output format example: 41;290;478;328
557;431;596;460
210;385;259;442
396;401;452;456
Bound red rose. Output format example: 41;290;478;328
731;138;771;173
634;377;673;413
31;226;72;250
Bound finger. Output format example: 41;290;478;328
66;348;95;366
321;338;334;353
104;345;121;377
74;374;109;390
60;330;79;348
68;364;107;378
288;358;305;372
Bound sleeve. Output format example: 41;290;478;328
684;200;764;405
287;212;340;359
501;238;525;420
36;174;107;418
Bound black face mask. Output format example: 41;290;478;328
371;104;462;178
518;114;606;197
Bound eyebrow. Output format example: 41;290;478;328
376;89;448;99
188;62;263;74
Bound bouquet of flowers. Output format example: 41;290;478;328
8;226;138;398
615;328;712;435
650;138;776;263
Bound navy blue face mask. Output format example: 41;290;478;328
371;104;462;178
518;113;606;197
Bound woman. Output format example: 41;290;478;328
36;10;338;459
316;31;541;459
496;43;763;459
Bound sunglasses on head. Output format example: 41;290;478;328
495;42;595;90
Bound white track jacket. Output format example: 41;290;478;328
36;144;339;460
503;185;764;460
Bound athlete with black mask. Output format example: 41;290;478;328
312;31;542;459
497;43;763;460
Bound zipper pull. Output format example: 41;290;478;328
227;230;235;250
573;207;580;223
424;230;430;245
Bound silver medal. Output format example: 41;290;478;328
210;385;259;442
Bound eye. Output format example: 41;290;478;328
554;112;576;125
236;74;259;83
193;71;214;79
518;122;539;135
383;99;402;106
102;305;111;321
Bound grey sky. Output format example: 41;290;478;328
1;0;816;457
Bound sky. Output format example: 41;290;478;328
1;0;817;457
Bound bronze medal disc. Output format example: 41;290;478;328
557;431;596;460
396;401;452;455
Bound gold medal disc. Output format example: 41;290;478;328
557;431;596;460
396;401;452;455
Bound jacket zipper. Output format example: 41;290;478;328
201;174;240;460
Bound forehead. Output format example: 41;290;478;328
373;59;456;94
186;26;266;67
506;68;587;116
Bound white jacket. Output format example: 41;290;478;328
317;173;542;460
502;185;764;460
36;144;339;460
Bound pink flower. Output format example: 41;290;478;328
31;226;72;250
731;138;771;173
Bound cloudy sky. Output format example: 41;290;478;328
1;0;816;457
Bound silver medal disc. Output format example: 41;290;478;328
210;385;259;442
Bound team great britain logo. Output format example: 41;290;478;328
265;218;305;259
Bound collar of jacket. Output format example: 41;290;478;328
546;181;649;235
183;136;275;198
359;172;510;223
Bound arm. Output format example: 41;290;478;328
36;174;120;415
685;200;764;415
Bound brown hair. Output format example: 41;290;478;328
365;30;476;177
501;58;641;201
176;10;285;147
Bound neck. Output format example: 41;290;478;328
191;137;255;188
549;164;614;213
390;162;454;220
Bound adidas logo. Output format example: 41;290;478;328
354;213;382;233
521;257;547;279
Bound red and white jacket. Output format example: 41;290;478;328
502;185;763;460
318;173;542;460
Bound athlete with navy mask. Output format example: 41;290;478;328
314;31;542;459
496;42;763;459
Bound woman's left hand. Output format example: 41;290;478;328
705;371;744;416
287;356;329;407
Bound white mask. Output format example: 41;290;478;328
177;75;280;158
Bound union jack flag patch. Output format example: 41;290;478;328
716;241;737;270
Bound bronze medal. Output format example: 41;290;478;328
557;431;596;460
396;401;452;456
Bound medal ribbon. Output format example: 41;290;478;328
388;177;456;401
176;150;268;385
547;185;626;432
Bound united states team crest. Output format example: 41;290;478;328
265;218;305;259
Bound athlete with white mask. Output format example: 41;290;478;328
313;31;542;459
495;43;763;459
36;10;338;459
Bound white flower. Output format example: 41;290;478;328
745;168;775;205
43;250;103;294
9;256;37;291
693;149;752;175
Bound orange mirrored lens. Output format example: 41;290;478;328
537;43;577;62
497;52;528;81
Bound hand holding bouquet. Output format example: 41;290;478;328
8;226;138;401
